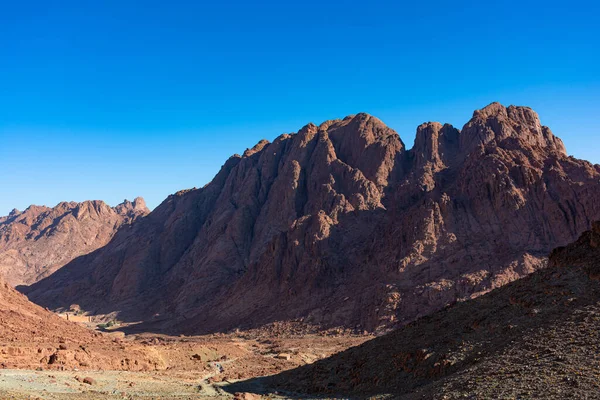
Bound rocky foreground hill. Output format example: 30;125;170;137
0;272;167;371
0;198;148;286
24;103;600;334
229;221;600;398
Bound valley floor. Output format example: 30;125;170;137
0;331;368;399
0;369;227;399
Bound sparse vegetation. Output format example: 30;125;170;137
97;320;119;329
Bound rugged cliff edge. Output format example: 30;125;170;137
0;198;148;286
24;103;600;335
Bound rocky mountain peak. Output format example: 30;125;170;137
132;196;147;210
472;101;506;119
460;102;567;155
0;209;22;225
23;104;600;336
243;139;271;158
297;122;319;142
114;197;150;216
412;121;460;171
323;113;404;188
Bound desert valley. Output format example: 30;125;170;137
2;103;600;398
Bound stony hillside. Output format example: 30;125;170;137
24;103;600;335
0;198;148;286
0;272;171;372
236;221;600;398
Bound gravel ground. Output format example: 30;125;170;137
0;369;228;399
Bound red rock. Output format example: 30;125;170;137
260;221;600;397
23;103;600;335
82;377;96;385
0;198;148;286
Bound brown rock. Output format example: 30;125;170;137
234;392;261;400
258;222;600;398
23;103;600;336
0;273;164;371
0;198;148;286
82;377;96;385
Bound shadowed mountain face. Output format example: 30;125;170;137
228;222;600;399
0;198;148;286
24;103;600;335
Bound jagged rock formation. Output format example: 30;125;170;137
0;198;148;286
24;103;600;335
232;222;600;398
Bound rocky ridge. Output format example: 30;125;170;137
24;103;600;335
0;198;148;286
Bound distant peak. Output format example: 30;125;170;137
297;122;319;142
473;102;542;124
299;122;318;133
354;112;372;119
114;197;150;215
318;119;341;131
474;102;506;118
417;121;444;131
132;197;147;210
336;112;375;125
23;204;51;214
461;102;566;156
243;139;270;157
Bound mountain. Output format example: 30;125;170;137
0;272;160;371
0;198;148;286
236;221;600;398
24;103;600;335
0;271;105;368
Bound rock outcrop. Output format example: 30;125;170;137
233;222;600;398
24;103;600;334
0;198;148;286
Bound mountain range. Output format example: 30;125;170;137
0;198;148;286
16;102;600;336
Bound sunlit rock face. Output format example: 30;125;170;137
0;198;148;286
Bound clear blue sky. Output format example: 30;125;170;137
1;1;599;216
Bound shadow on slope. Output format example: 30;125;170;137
223;225;600;398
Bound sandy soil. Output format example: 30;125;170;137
0;330;368;399
0;369;223;399
0;271;370;399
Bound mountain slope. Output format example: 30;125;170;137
0;272;169;371
233;221;600;398
24;103;600;334
0;198;148;286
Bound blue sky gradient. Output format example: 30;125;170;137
1;1;599;215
